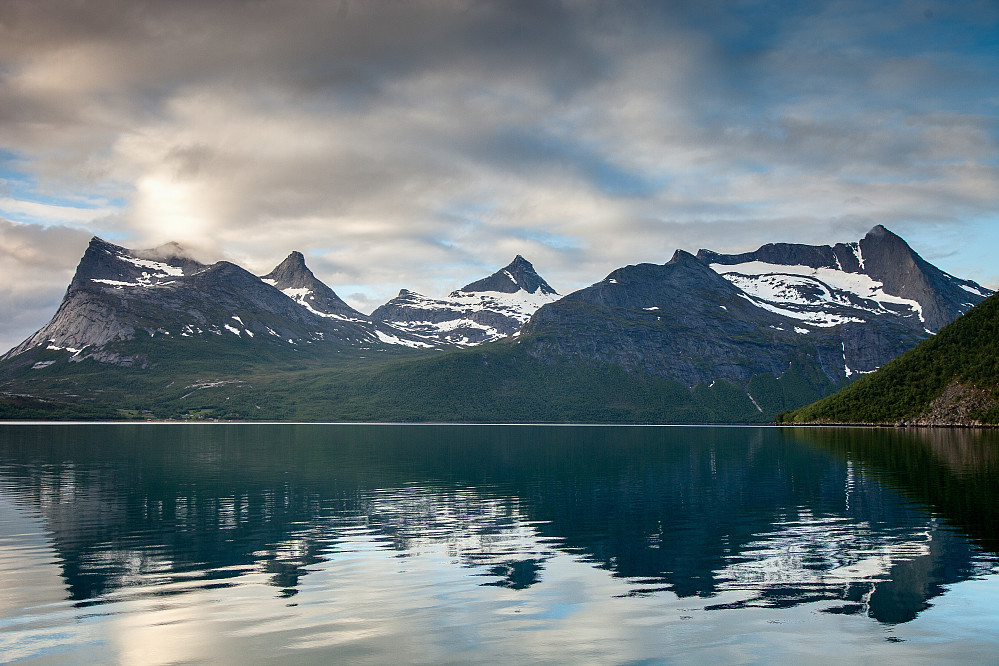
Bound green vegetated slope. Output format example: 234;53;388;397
778;293;999;425
1;334;835;423
278;342;832;423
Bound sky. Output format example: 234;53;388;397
1;0;998;353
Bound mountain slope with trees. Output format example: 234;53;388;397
777;294;999;426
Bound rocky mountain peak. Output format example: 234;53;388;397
261;251;313;289
260;251;367;322
460;255;557;295
859;224;910;261
372;255;561;346
667;249;699;265
69;236;205;289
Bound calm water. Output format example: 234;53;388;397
0;425;997;664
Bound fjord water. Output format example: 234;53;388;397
0;425;997;663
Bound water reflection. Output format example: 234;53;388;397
790;427;999;554
0;424;997;660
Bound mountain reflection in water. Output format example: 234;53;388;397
0;424;997;660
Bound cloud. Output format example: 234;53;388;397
0;0;997;345
0;218;91;352
0;197;118;225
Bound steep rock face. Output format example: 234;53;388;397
371;256;560;346
521;226;990;387
258;252;435;349
698;225;990;335
4;237;212;358
261;252;363;320
855;225;986;332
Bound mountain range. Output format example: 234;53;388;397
0;225;992;422
523;225;990;388
1;239;559;363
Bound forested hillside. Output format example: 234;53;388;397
778;294;999;425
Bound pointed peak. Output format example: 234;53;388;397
667;249;698;265
262;251;316;288
865;224;895;239
501;254;538;274
461;255;557;295
860;224;910;253
278;250;308;270
87;236;125;253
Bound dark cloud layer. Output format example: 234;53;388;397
1;0;998;351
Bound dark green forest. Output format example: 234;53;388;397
778;294;999;425
1;333;835;423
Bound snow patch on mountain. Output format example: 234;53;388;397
376;288;559;346
959;283;988;297
447;289;561;323
736;293;865;327
121;255;185;277
371;256;561;346
92;279;141;288
372;330;434;349
713;261;925;323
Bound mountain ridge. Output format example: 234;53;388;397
370;255;561;346
261;251;370;322
519;225;991;388
1;237;429;363
0;225;993;423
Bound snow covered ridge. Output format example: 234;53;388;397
714;261;925;328
699;224;994;337
369;255;562;346
5;227;993;367
372;286;561;346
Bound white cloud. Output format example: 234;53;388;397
0;197;118;225
0;218;91;353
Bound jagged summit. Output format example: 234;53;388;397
695;225;991;333
261;252;364;320
264;251;310;284
262;251;317;290
371;255;561;346
458;255;558;296
667;249;699;265
520;225;993;388
68;236;205;291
